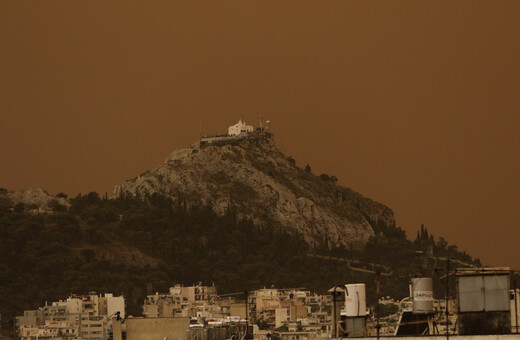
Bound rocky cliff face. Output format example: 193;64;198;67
113;133;395;247
4;186;69;210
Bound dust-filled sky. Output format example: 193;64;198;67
1;1;519;268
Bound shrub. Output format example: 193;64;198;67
56;192;68;199
14;202;26;212
48;199;67;212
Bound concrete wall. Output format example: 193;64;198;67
275;308;289;328
201;135;245;143
125;317;190;340
112;318;123;340
511;289;520;333
359;336;520;340
106;294;125;319
230;303;246;319
290;305;308;321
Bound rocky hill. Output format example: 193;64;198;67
0;134;482;330
113;133;394;247
3;185;69;211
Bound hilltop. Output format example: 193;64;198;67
113;133;394;247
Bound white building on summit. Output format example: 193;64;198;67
228;120;253;136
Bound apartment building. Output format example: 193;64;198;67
16;293;125;340
143;282;218;318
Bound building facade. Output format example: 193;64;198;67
16;293;125;340
228;120;253;136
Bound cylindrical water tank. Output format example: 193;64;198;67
344;284;366;317
411;277;434;314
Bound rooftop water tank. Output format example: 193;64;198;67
344;284;366;317
411;277;434;314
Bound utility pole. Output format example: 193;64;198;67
515;279;519;334
376;271;381;340
244;290;249;339
445;258;449;340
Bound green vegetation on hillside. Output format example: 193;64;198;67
0;192;482;331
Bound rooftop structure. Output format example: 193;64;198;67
228;120;253;136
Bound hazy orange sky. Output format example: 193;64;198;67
1;1;519;268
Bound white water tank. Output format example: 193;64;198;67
411;277;434;314
344;284;366;317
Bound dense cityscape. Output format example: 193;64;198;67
11;272;520;339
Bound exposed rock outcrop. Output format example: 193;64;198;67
113;133;395;247
4;185;69;210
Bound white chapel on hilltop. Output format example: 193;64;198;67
228;119;253;136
